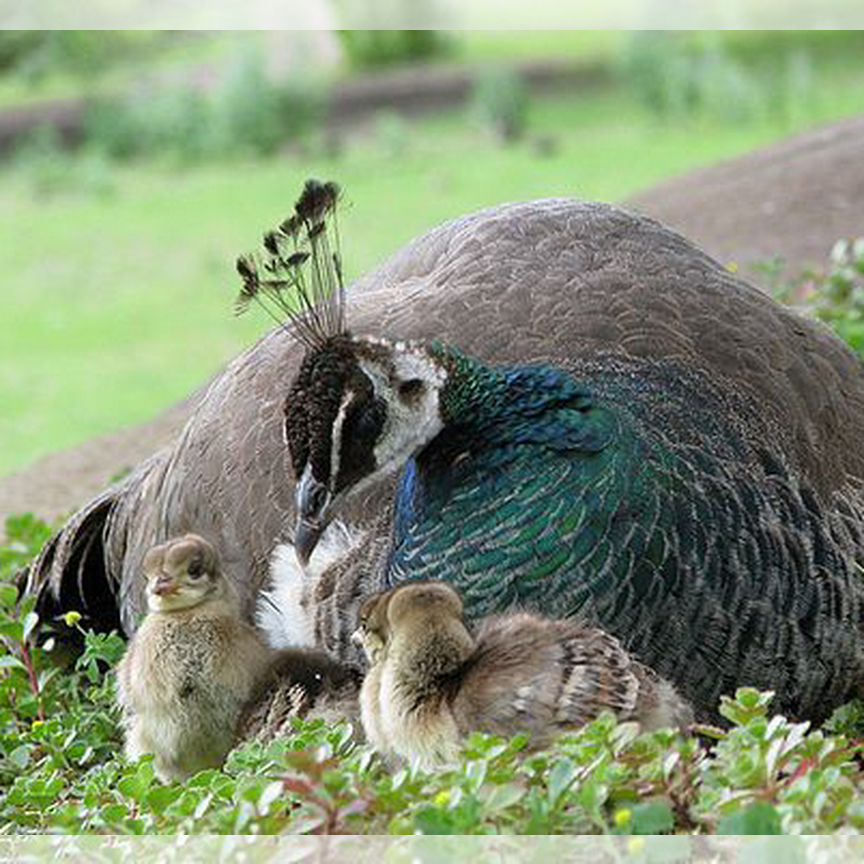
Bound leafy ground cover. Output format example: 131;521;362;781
1;509;864;835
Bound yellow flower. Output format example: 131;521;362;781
727;261;739;273
63;611;82;627
614;807;633;828
433;790;451;807
31;720;45;731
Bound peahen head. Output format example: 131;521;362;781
232;178;499;564
285;335;450;563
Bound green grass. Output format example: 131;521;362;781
3;65;864;477
449;31;625;65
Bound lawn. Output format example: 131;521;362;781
3;55;864;477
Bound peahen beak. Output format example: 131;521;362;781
294;468;330;566
294;518;324;567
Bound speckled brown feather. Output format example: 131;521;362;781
357;584;691;764
236;650;361;744
455;614;692;745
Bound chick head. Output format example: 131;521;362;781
352;581;464;664
143;534;225;613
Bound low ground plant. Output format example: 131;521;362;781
1;514;863;834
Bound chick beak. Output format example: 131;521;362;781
350;628;364;648
153;575;179;597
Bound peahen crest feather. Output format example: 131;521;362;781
235;179;346;349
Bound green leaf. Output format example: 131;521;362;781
0;620;23;643
0;655;26;672
193;792;213;819
718;802;782;835
413;805;457;835
21;611;39;642
463;759;487;793
101;803;130;825
720;688;775;726
630;800;675;835
0;584;18;609
8;744;32;770
146;785;182;814
481;782;526;813
118;760;155;802
547;757;577;806
258;780;285;815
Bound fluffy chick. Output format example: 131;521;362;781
116;534;273;782
355;582;693;766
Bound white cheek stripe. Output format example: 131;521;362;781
329;389;354;492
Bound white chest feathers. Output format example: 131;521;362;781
257;521;365;650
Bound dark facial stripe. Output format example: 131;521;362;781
335;396;387;493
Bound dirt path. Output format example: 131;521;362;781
629;113;864;274
3;114;864;532
0;398;198;532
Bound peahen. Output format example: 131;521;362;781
29;183;864;722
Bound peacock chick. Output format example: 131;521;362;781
116;534;274;782
354;582;692;767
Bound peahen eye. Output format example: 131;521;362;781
354;401;386;439
397;378;425;401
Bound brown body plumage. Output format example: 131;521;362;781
237;652;360;744
355;582;692;766
30;198;864;722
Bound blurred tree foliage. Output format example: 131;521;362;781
0;31;42;72
614;31;864;123
0;32;166;81
82;49;324;163
470;67;530;143
338;30;451;69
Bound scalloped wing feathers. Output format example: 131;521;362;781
452;614;690;745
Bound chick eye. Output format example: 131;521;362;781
187;560;204;579
397;378;425;401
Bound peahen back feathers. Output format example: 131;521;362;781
28;198;864;722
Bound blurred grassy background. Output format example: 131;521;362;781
3;30;864;476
